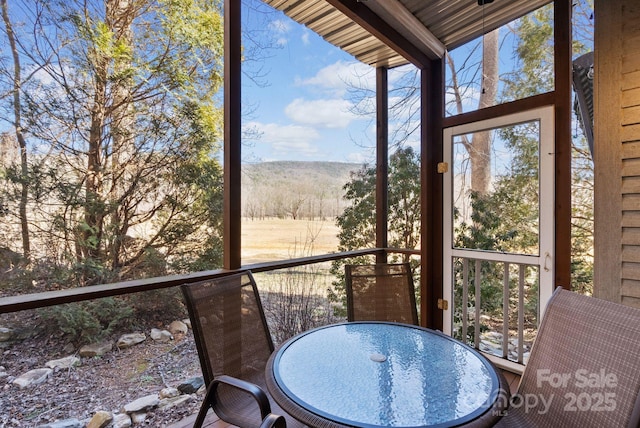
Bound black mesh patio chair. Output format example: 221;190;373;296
495;287;640;427
181;271;302;428
345;262;419;325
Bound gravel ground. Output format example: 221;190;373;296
0;320;204;427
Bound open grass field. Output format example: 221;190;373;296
241;218;341;264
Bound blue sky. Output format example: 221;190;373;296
0;1;591;166
240;0;414;165
237;0;541;166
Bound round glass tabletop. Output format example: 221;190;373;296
271;322;498;428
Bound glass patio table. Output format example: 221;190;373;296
265;322;509;428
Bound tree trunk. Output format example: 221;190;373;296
445;28;499;196
106;0;135;269
470;29;499;195
84;59;107;261
1;0;30;260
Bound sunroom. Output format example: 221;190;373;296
1;0;639;427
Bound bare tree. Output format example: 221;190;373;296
1;0;30;259
447;29;499;195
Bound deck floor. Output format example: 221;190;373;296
167;410;228;428
168;370;521;428
502;369;521;395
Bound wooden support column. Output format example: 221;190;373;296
554;0;572;289
376;67;389;263
421;60;443;329
223;0;242;270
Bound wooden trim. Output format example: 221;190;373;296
482;353;525;376
376;67;389;263
553;0;573;290
442;92;555;129
362;1;445;59
223;0;242;270
324;0;432;68
421;59;444;330
0;249;392;314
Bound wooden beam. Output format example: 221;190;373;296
442;92;555;128
421;59;444;330
325;0;432;68
0;249;390;314
554;0;572;289
363;0;445;59
224;0;242;270
376;67;389;263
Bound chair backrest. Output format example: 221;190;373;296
345;262;418;325
181;271;274;387
514;288;640;427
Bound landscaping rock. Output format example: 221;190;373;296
178;376;204;394
46;356;80;370
12;368;52;388
130;412;147;424
111;413;132;428
159;394;193;410
116;332;146;349
0;327;13;341
86;410;112;428
169;320;188;335
160;386;181;399
123;394;159;413
79;341;112;357
37;418;83;428
150;328;173;342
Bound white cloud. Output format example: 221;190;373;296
296;61;375;96
284;98;358;129
296;61;418;97
245;121;320;158
301;31;310;46
269;19;292;47
269;19;291;34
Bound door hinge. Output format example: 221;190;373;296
437;162;448;173
437;299;449;310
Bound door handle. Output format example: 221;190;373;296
543;252;551;272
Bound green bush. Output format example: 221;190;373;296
129;288;187;323
39;297;133;344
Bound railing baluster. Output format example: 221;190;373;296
518;264;525;364
502;263;510;359
453;255;536;366
474;259;482;350
462;258;469;345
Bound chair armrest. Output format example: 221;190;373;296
260;413;287;428
211;374;272;419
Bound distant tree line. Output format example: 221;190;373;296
241;162;356;221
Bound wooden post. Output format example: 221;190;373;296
224;0;242;270
553;0;573;290
421;59;443;330
376;67;389;263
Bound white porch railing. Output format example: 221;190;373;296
453;256;539;368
